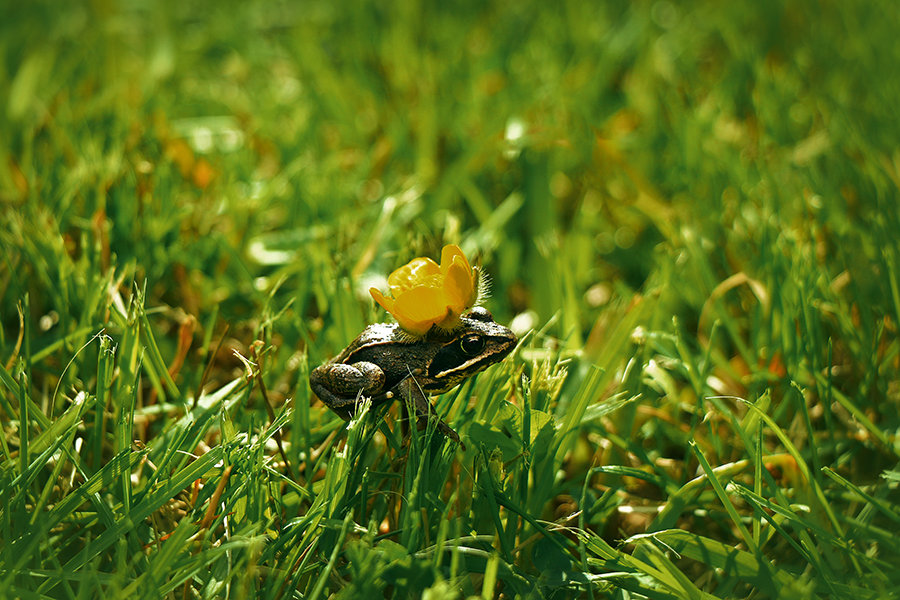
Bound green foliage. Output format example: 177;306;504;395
2;0;900;598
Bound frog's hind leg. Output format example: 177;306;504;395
395;377;462;447
310;383;376;421
310;363;389;420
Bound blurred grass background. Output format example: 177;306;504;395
2;0;900;598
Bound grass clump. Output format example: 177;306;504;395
2;0;900;598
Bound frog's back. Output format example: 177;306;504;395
336;322;403;363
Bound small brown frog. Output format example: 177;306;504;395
310;307;516;443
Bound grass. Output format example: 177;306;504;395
2;0;900;597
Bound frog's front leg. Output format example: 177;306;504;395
395;376;462;446
310;361;386;419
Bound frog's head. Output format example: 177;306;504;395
423;307;517;393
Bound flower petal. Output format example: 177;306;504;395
393;287;452;335
369;287;396;312
393;286;449;321
394;317;436;336
388;257;441;294
440;245;471;276
443;255;476;312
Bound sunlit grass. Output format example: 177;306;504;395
2;0;899;598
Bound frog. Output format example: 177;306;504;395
309;306;517;444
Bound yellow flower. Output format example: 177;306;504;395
369;245;478;336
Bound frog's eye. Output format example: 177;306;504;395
460;334;486;356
